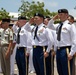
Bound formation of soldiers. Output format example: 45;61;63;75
0;8;76;75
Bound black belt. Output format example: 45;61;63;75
17;47;26;49
57;46;71;50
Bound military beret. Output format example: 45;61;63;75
18;16;26;20
9;24;13;26
2;18;10;23
58;9;68;14
34;13;44;18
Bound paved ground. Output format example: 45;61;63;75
0;57;58;75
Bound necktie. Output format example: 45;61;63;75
34;26;39;41
16;27;21;44
57;22;63;41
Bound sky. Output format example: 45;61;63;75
0;0;76;17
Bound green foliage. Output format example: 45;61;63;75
0;8;13;20
18;0;57;19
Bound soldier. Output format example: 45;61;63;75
68;15;76;75
13;16;32;75
44;16;55;75
24;13;54;75
0;18;13;75
0;23;3;73
47;9;76;75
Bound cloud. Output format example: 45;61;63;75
45;1;58;7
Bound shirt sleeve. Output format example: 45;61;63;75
26;32;32;53
69;24;76;56
45;28;54;53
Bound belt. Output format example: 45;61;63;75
57;46;71;50
17;47;26;49
33;45;47;48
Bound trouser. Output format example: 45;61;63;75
16;47;29;75
56;46;73;75
10;45;17;75
29;49;35;72
45;50;54;75
33;46;54;75
1;45;10;75
72;56;76;75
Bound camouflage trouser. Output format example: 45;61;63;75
0;45;10;75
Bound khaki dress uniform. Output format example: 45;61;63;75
0;28;13;75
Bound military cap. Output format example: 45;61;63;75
9;24;13;26
34;13;44;18
2;18;10;23
18;16;26;20
58;9;68;14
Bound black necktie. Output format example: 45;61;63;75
57;22;63;41
16;27;21;44
34;26;39;41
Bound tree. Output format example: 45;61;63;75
0;8;13;20
18;0;57;19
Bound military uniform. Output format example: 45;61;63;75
0;28;4;73
0;28;13;75
25;13;54;75
47;9;76;75
14;16;32;75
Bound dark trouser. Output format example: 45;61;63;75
56;46;73;75
45;51;54;75
33;46;44;75
16;47;28;75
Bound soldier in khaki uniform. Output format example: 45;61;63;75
0;19;13;75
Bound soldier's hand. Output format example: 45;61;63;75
53;14;59;21
44;52;49;58
68;54;73;60
51;51;56;56
5;50;10;59
26;53;29;57
29;18;34;24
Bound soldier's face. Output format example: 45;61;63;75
1;22;8;29
34;16;43;25
58;13;68;21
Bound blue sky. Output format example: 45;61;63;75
0;0;76;17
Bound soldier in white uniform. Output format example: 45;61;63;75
0;23;4;73
68;15;76;75
1;18;13;75
13;16;32;75
24;13;54;75
47;9;76;75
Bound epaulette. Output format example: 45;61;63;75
43;25;47;28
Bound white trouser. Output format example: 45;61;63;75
29;49;35;72
10;45;17;75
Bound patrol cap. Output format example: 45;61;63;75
18;16;27;20
58;9;68;14
9;24;13;26
2;18;10;23
34;13;44;18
